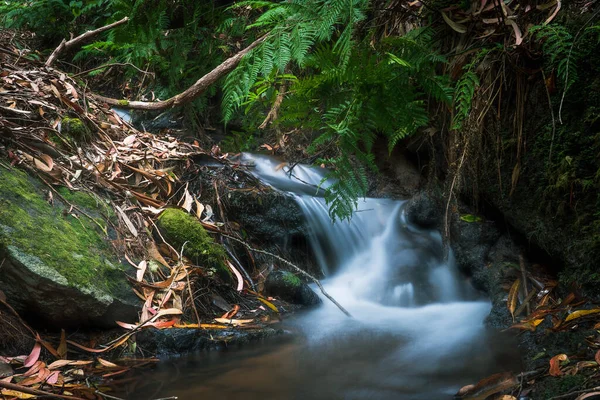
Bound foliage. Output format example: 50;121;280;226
223;0;450;219
529;23;580;91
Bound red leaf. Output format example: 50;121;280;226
549;354;568;376
23;342;41;368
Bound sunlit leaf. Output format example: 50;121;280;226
507;279;521;321
565;308;600;322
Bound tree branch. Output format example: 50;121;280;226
93;35;268;111
45;17;130;67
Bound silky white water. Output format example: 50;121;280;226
134;153;519;400
237;153;514;399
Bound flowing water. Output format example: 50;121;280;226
134;154;520;400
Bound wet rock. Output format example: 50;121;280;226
225;187;320;277
0;361;12;378
0;167;138;329
403;192;441;229
136;327;284;356
265;271;321;306
450;213;501;277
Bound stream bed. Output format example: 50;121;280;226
130;154;521;400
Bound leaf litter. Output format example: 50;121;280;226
0;35;298;400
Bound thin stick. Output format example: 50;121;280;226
541;70;556;164
519;254;531;315
548;386;600;400
45;17;130;67
0;380;85;400
218;233;352;318
72;62;155;78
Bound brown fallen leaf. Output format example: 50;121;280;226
97;358;119;368
507;279;521;321
57;329;67;359
549;354;568;377
456;372;518;400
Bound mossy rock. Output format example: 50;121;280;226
264;270;321;306
61;117;90;141
156;208;230;281
0;166;138;328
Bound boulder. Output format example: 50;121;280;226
450;213;501;277
264;270;321;306
0;167;138;329
403;192;441;229
156;208;231;282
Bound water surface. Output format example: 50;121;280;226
131;154;520;400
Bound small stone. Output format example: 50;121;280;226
265;270;321;306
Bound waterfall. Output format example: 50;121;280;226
241;153;476;307
135;154;520;400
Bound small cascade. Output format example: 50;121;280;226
136;153;520;400
241;153;476;306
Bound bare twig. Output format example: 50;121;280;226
541;70;557;164
218;233;352;318
548;386;600;400
519;254;531;315
72;62;155;78
45;17;130;67
0;380;85;400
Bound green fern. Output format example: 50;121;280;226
452;71;480;131
230;22;449;220
530;23;580;90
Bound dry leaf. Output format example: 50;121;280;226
23;343;41;368
57;329;67;359
507;278;521;321
136;260;147;282
565;308;600;322
441;11;467;33
115;205;138;237
549;354;568;376
226;260;244;292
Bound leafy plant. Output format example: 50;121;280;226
529;23;579;91
223;0;450;220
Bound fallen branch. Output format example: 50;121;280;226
45;17;130;67
218;233;352;318
93;35;267;111
0;380;85;400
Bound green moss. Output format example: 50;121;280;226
0;167;126;297
157;208;230;281
117;99;129;106
61;117;88;140
281;271;302;287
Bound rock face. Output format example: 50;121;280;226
0;167;138;329
402;192;441;229
225;187;321;277
450;213;501;277
264;270;321;306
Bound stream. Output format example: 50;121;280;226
133;154;520;400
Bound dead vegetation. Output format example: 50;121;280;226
0;32;331;400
